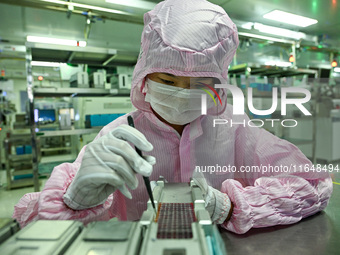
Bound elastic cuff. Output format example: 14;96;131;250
211;188;231;224
62;193;87;210
63;193;107;210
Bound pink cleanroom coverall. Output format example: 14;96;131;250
13;0;333;234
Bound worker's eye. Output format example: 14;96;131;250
160;78;175;85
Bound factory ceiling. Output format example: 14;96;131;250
0;0;339;69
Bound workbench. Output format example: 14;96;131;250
1;181;338;254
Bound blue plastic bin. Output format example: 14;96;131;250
16;146;24;155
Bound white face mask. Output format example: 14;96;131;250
144;78;215;125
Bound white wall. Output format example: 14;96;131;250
0;78;27;114
12;78;28;113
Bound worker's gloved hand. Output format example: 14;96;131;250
63;124;156;210
192;172;232;224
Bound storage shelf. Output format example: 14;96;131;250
40;147;72;152
36;127;102;137
8;154;32;161
5;132;31;143
25;45;133;192
40;154;77;164
9;129;31;136
229;63;318;77
33;87;123;97
8;178;35;189
4;131;35;190
12;169;33;176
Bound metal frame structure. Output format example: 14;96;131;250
25;44;124;191
26;47;40;191
228;63;319;164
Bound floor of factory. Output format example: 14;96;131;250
0;169;47;218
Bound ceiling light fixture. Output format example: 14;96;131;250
241;22;254;30
263;10;318;27
27;36;86;47
39;0;131;15
31;61;66;67
254;23;306;40
105;0;156;10
238;32;295;44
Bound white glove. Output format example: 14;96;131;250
63;124;156;210
192;172;231;224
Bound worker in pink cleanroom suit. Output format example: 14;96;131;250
13;0;332;234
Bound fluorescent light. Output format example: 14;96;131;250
238;32;295;44
31;61;65;67
334;67;340;73
263;10;318;27
241;22;254;30
27;36;86;47
265;61;292;67
33;72;50;77
105;0;156;10
78;41;87;47
254;23;306;40
239;22;309;41
40;0;130;15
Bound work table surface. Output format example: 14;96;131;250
220;183;340;255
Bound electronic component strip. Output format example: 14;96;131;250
156;203;196;239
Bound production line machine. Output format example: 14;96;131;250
0;179;227;255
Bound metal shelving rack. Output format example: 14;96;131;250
27;88;125;191
36;127;103;165
33;87;121;97
3;130;35;189
25;44;130;191
228;63;319;163
228;63;318;77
